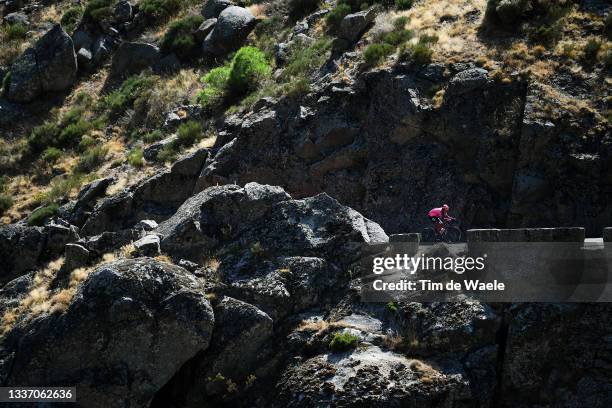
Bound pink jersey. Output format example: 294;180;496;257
428;207;443;217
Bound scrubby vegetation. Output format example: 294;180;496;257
197;46;271;107
27;203;59;226
60;6;84;33
329;331;360;351
84;0;115;23
139;0;181;22
160;15;204;60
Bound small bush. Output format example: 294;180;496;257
0;194;12;215
127;147;144;167
160;15;204;60
61;6;84;33
582;38;602;65
84;0;114;22
28;122;60;153
41;147;62;163
326;3;352;29
399;35;438;65
329;331;359;351
395;0;413;10
74;145;108;174
58;120;91;146
143;129;164;143
387;302;398;313
197;66;231;106
364;43;394;65
78;135;97;152
102;74;156;115
227;46;272;95
4;23;27;41
176;121;202;146
28;204;59;226
139;0;181;22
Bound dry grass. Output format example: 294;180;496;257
204;257;221;272
119;242;136;259
154;254;173;264
144;70;202;127
382;334;404;350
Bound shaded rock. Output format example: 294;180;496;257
202;6;256;56
92;35;114;64
153;53;181;74
76;47;92;66
82;149;209;235
72;30;93;51
202;0;234;19
135;219;158;231
78;229;142;256
3;12;29;26
7;25;77;103
194;17;217;43
2;258;214;408
64;243;90;271
0;224;45;285
114;0;133;23
110;42;160;79
143;135;177;160
338;8;376;44
446;67;489;96
134;234;161;256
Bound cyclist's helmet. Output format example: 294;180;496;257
442;204;449;211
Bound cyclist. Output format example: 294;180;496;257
428;204;455;236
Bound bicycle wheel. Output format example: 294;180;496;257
444;226;462;243
422;228;436;243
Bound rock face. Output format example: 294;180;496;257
7;25;77;103
1;258;214;408
202;6;256;56
338;8;376;44
110;42;160;79
202;0;235;19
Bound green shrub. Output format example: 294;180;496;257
364;43;394;65
143;129;164;143
28;204;59;226
197;66;231;106
387;302;398;313
78;135;97;151
582;38;602;65
281;38;332;80
84;0;115;22
399;35;437;65
326;3;351;29
61;6;84;33
395;0;413;10
160;15;204;59
4;23;27;41
0;194;12;215
74;145;108;173
156;144;178;163
176;121;202;146
228;46;272;95
28;122;60;153
41;147;62;163
102;74;156;115
58;120;91;146
139;0;181;22
127;147;144;167
329;331;359;351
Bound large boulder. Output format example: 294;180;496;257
338;8;376;44
1;258;214;408
202;6;256;56
110;42;160;79
7;25;77;103
202;0;235;19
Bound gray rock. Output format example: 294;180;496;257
79;229;141;256
64;243;90;271
143;135;177;160
0;224;45;285
202;0;234;19
7;25;77;103
134;234;161;256
202;6;256;56
110;42;160;79
338;8;376;43
446;67;489;96
2;258;214;408
135;219;158;231
194;17;217;43
114;0;133;23
3;12;29;26
72;30;93;52
92;35;113;64
153;52;181;74
76;47;92;65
